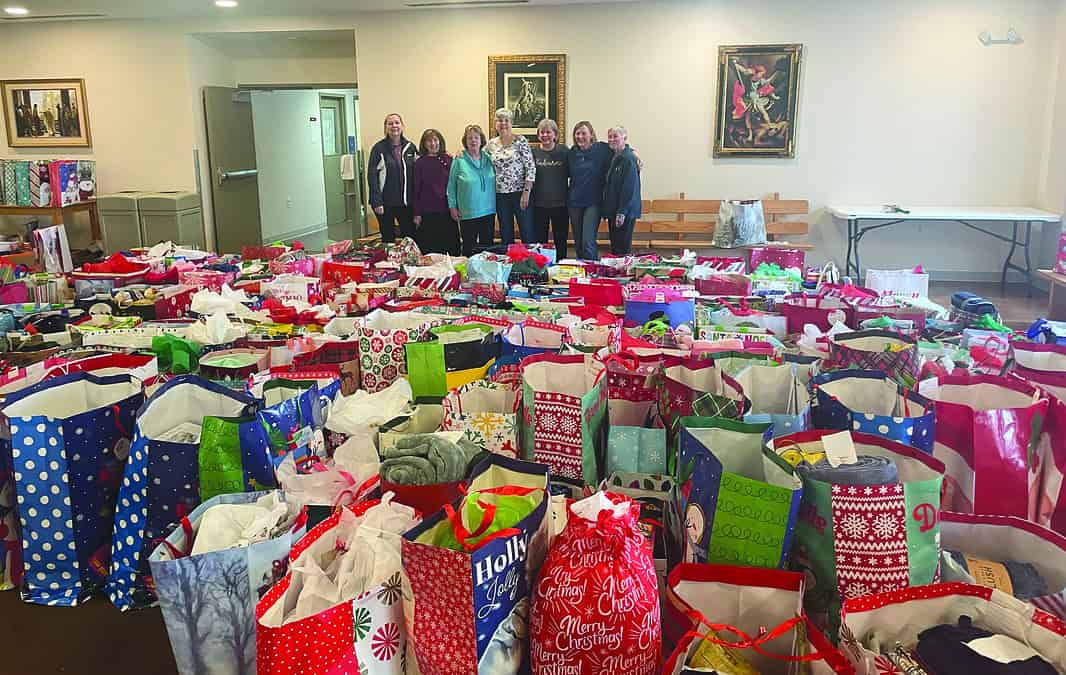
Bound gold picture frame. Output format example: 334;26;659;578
488;54;566;145
714;44;802;158
2;78;92;148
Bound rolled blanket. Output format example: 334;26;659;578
381;433;481;485
942;550;1049;601
797;455;899;486
380;455;436;485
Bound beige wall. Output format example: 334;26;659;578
1;0;1063;273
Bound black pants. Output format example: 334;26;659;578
609;215;636;255
460;214;496;257
417;211;461;256
378;205;415;243
534;206;570;259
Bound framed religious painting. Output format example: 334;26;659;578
488;54;566;145
2;79;92;148
714;44;802;158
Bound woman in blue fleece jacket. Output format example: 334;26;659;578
447;124;497;256
601;125;642;256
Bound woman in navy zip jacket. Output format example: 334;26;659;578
367;113;418;243
567;120;615;260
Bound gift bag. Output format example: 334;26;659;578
676;417;800;568
606;426;667;475
256;496;421;675
498;319;568;369
664;563;852;675
918;373;1048;518
568;277;624;306
694;272;753;297
1012;342;1066;535
107;376;261;611
441;381;521;458
466;252;513;285
405;323;499;400
256;379;329;471
715;200;767;248
1;372;143;605
601;350;665;427
289;340;361;396
403;454;549;675
939;512;1066;621
839;583;1066;675
863;268;929;298
659;356;747;431
734;361;812;438
149;491;306;675
521;353;608;484
377;404;444;453
602;472;676;584
825;330;919;387
775;430;945;632
624;288;696;329
530;492;661;674
779;294;850;333
812;371;935;453
750;246;805;272
357;309;443;393
707;304;789;337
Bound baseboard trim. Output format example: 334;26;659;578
924;269;1049;292
268;224;326;246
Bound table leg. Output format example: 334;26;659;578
1022;220;1034;298
844;219;855;277
853;222;862;280
88;202;102;244
1000;221;1018;293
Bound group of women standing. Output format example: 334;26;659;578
366;110;641;259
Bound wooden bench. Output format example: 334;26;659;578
579;192;812;252
1039;269;1066;321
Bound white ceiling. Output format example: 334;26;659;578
0;0;616;20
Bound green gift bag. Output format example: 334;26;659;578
404;323;498;400
197;414;276;501
772;429;945;635
675;417;801;569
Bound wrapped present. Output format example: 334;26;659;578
149;491;306;675
939;512;1066;621
1;372;143;605
919;373;1048;518
520;353;607;484
530;492;661;674
403;455;549;675
676;417;800;568
107;376;265;611
693;272;753;297
774;430;945;633
664;564;852;675
812;370;935;453
441;381;521;458
839;583;1066;675
178;269;236;293
256;497;420;675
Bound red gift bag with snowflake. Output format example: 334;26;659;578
255;496;421;675
529;492;661;674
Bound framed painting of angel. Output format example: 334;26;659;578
714;44;802;158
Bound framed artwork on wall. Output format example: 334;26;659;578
714;44;802;158
1;78;92;148
488;54;566;144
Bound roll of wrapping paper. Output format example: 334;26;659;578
796;455;899;486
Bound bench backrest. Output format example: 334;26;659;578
609;192;809;242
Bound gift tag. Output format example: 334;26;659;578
823;430;858;467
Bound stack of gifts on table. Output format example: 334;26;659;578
0;235;1063;674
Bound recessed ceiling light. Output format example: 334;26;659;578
3;6;29;15
214;0;238;7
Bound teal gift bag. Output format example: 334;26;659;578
606;426;667;475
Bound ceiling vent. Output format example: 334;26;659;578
405;0;529;7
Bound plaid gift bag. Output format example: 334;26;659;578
357;309;443;393
825;329;919;387
290;340;360;396
441;381;521;458
659;356;747;432
1;372;143;605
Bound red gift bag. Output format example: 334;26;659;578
1012;342;1066;535
918;373;1049;518
321;259;365;285
778;294;850;333
568;277;624;306
530;492;661;674
694;273;753;296
750;246;805;271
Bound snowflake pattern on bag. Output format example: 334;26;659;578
830;483;909;601
531;391;583;480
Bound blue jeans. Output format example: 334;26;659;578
496;191;535;245
568;206;601;260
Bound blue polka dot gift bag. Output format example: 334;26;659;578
0;371;143;606
812;370;935;454
107;375;264;611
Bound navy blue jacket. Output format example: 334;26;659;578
566;141;612;208
601;145;641;220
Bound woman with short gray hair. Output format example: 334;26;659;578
531;118;570;256
601;125;642;255
486;108;536;245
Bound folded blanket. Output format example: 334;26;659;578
380;433;480;485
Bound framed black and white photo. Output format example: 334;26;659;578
488;54;566;144
2;78;92;148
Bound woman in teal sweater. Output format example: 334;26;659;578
447;124;497;256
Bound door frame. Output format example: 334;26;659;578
319;93;349;224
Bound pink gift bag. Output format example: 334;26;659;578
694;273;752;296
778;294;850;333
750;247;805;271
1055;232;1066;274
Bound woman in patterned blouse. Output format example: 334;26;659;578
485;108;536;246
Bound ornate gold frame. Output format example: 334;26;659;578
488;54;566;145
1;78;92;148
714;44;802;158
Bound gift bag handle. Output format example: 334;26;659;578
683;610;841;663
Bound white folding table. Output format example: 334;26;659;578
827;205;1061;295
